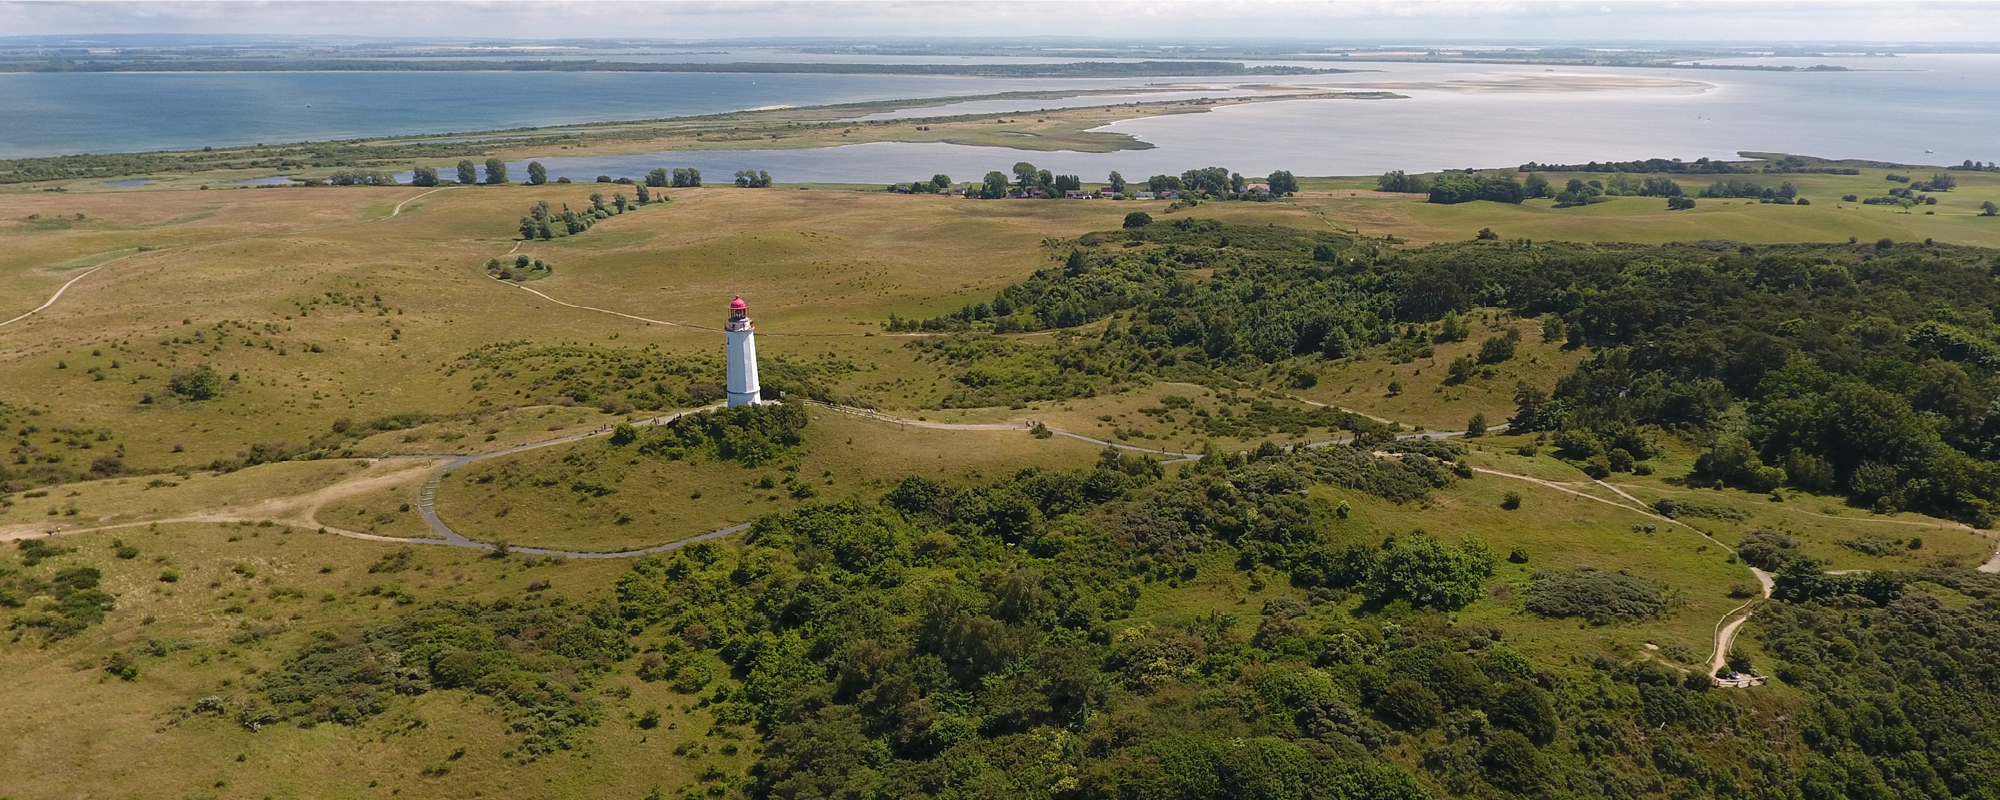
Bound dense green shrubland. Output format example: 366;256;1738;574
248;433;2000;798
250;599;630;755
630;403;810;467
892;219;2000;525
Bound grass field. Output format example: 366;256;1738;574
6;137;1998;798
431;407;1106;552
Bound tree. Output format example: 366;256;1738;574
1052;174;1081;192
1466;413;1488;437
1107;171;1126;195
1429;173;1526;204
483;158;507;185
1012;161;1040;190
456;160;477;185
1510;381;1554;432
1376;679;1443;730
1265;170;1297;196
1147;174;1183;194
1554;178;1602;207
1436;309;1468;342
1477;335;1515;364
930;174;951;191
981;171;1010;199
1981;201;1998;216
1365;532;1495;610
636;184;651;204
1539;315;1566;343
671;168;702;188
1523;172;1551;198
1377;170;1430;194
1667;195;1697;210
1447;355;1478;384
1640;176;1684;197
1476;227;1499;240
646;167;670;187
1480;730;1550;793
1123;211;1153;229
526;161;547;185
1181;167;1232;196
411;166;439;187
168;365;223;401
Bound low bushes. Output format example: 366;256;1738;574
1524;566;1673;624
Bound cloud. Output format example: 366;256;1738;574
4;0;2000;42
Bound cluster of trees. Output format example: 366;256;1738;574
1696;179;1799;201
1425;172;1526;205
1888;172;1957;192
1505;241;2000;525
642;167;703;188
445;158;508;185
1517;156;1755;174
734;169;774;188
1855;187;1941;207
1951;159;2000;172
975;162;1297;200
1375;170;1431;194
894;173;954;194
261;423;2000;799
888;218;2000;525
484;254;552;281
515;189;655;240
626;402;809;467
322;170;395;186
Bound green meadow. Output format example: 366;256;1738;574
4;144;1999;799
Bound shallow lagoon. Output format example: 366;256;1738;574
7;55;1997;179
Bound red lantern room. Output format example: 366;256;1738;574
726;295;752;331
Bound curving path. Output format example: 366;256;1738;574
0;186;455;331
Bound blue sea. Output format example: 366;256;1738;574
4;54;1997;180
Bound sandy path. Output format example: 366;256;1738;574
0;185;456;331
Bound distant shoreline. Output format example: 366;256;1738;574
0;59;1355;77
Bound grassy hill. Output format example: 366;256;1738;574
3;166;1999;799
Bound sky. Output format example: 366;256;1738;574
6;1;2000;44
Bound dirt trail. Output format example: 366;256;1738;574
0;460;440;545
0;185;456;330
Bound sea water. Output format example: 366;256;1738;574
5;55;1996;180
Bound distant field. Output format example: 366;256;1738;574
1296;166;2000;247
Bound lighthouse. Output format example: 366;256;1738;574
724;295;761;407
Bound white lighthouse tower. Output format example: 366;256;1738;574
724;295;761;407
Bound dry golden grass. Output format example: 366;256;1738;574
0;520;746;800
432;407;1106;552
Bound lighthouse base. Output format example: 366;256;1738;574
726;390;762;408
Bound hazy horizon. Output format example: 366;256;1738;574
7;1;2000;45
